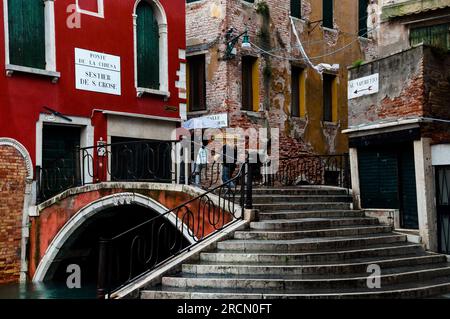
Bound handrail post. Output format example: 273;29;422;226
97;238;109;299
245;159;253;210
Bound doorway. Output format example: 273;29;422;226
41;125;81;200
358;143;419;229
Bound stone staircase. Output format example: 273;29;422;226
140;186;450;299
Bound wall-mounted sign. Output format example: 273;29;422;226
205;113;228;128
75;48;121;95
348;73;379;100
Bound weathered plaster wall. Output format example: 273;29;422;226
187;0;369;156
348;45;426;127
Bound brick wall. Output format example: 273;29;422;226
0;145;27;284
187;0;367;156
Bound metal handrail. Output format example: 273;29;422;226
96;160;253;298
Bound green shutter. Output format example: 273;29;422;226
322;0;333;29
137;2;160;89
8;0;46;69
358;149;400;210
358;0;368;37
291;0;301;19
410;24;450;51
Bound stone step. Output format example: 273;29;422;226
200;243;424;264
250;195;352;204
162;264;450;290
257;210;365;220
249;187;350;196
217;234;407;252
141;278;450;299
254;202;352;211
234;225;392;240
182;254;446;276
249;217;379;231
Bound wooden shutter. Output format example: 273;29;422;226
358;0;368;37
188;55;206;111
322;0;333;29
8;0;46;69
410;24;450;51
323;74;333;122
137;2;160;89
290;0;301;19
242;57;253;111
291;67;300;117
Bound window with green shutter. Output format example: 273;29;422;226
322;0;333;29
136;1;160;89
410;24;450;51
291;0;301;19
8;0;46;69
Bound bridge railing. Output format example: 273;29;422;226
96;159;254;298
35;140;185;203
262;154;351;189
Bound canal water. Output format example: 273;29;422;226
0;282;96;299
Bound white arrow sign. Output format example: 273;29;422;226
348;73;379;99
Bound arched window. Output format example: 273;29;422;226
136;1;160;90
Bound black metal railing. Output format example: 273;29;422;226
436;166;450;254
97;160;253;298
262;154;351;189
36;140;178;203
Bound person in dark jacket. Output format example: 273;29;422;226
222;139;237;188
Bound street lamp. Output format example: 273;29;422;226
224;28;251;59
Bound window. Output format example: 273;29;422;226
187;54;206;112
410;24;450;51
291;0;301;19
7;0;46;69
291;66;306;118
322;0;333;29
358;0;369;37
136;1;160;89
323;73;336;122
242;56;259;112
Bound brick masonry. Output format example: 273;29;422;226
348;45;450;145
186;0;368;156
0;145;27;284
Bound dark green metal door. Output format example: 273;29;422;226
398;145;419;229
358;144;419;229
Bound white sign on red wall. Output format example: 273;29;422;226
75;48;121;96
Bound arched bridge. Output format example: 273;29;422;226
29;182;238;287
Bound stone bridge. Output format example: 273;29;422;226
28;182;234;284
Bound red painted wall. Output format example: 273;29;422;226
0;0;186;165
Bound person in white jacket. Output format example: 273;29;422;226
193;144;208;185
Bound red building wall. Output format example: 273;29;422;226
0;0;186;165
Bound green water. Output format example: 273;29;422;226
0;282;96;299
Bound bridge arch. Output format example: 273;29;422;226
33;192;196;282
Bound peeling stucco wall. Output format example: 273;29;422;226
186;0;368;156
